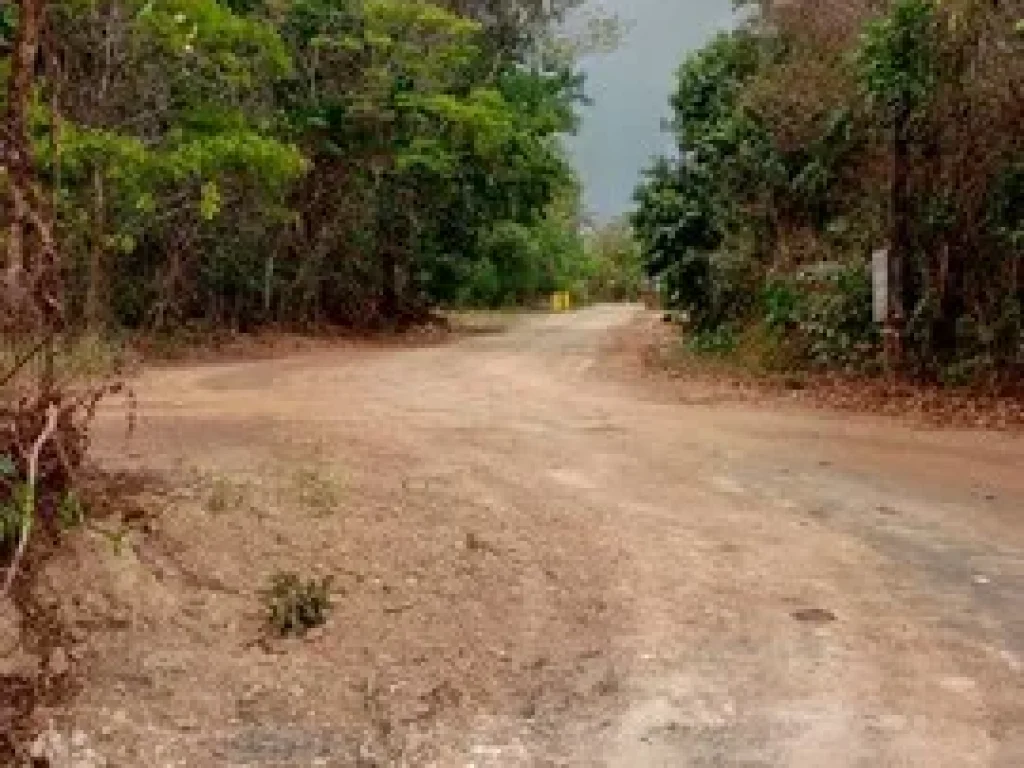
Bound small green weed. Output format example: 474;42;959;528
0;459;84;546
263;572;333;637
688;325;738;356
57;490;86;529
0;488;29;546
206;475;246;514
293;467;343;516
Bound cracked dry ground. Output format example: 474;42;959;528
31;304;1024;765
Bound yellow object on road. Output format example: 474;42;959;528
550;291;572;312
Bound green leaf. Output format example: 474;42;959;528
0;455;16;477
200;180;222;220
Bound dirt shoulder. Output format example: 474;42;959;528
10;304;1024;765
609;312;1024;432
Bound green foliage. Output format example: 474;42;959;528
760;266;877;369
987;162;1024;252
761;278;804;330
444;204;587;309
21;0;588;331
857;0;939;113
688;325;738;356
581;217;644;302
633;1;1021;382
473;223;544;306
0;487;29;547
263;572;333;636
40;0;306;330
266;0;586;324
0;5;15;43
631;158;728;328
136;0;291;63
57;491;86;530
669;30;761;151
0;455;25;547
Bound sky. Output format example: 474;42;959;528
564;0;736;220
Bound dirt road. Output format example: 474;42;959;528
49;304;1024;765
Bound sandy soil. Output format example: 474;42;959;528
25;304;1024;766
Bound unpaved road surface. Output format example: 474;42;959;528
46;304;1024;765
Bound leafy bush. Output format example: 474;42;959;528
761;278;805;331
796;265;877;368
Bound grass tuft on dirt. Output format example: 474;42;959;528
263;572;333;637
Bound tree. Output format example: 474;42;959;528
2;0;61;341
857;0;939;368
46;0;303;329
3;0;591;332
275;0;582;325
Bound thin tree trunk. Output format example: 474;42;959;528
264;253;274;320
886;98;910;372
86;167;106;330
381;247;397;322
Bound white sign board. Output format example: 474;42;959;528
872;248;889;323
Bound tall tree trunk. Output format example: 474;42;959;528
3;0;43;289
2;0;62;344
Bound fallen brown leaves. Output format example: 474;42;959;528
780;372;1024;431
607;313;1024;432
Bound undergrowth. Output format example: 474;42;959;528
647;318;1023;429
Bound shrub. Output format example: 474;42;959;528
689;325;739;356
797;264;877;369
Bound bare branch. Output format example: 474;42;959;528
1;404;60;598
